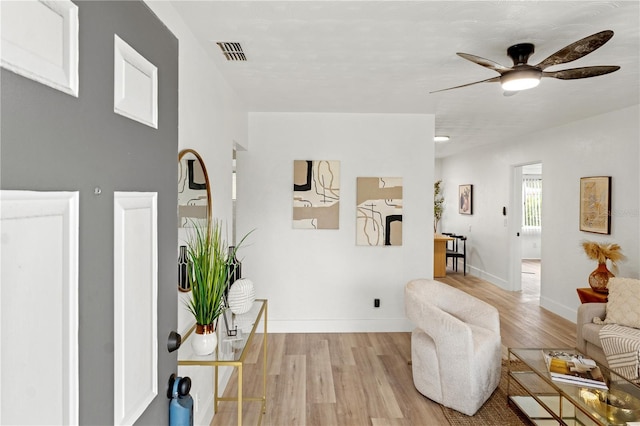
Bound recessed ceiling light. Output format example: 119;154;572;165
434;136;450;142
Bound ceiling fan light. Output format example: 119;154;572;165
500;69;541;91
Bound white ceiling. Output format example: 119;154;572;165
169;1;640;157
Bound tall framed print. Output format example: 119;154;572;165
580;176;611;234
459;184;472;215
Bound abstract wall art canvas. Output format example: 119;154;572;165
293;160;340;229
356;177;403;246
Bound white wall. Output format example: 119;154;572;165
236;113;434;332
145;2;248;424
439;105;640;321
521;232;541;259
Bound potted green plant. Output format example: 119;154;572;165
185;219;230;355
434;180;444;233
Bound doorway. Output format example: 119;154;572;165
509;163;542;296
514;163;542;299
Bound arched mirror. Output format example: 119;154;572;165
178;149;211;229
178;149;211;292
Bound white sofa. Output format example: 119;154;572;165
577;276;640;379
405;279;502;416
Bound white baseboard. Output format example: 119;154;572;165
467;266;509;290
539;295;576;323
468;265;577;323
267;318;414;333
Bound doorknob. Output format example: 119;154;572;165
167;331;182;353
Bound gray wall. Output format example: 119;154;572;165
1;1;178;424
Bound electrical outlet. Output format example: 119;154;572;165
374;298;380;308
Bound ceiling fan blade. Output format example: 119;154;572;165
429;76;500;94
535;30;614;70
542;65;620;80
457;53;510;74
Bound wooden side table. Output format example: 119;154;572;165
576;287;608;303
434;234;454;278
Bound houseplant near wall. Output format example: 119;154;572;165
434;180;444;233
185;219;230;355
582;241;626;293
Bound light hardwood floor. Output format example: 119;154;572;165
211;269;577;425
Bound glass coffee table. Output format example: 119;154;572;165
508;348;640;425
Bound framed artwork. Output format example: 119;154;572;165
459;184;473;215
580;176;611;234
356;177;403;246
293;160;340;229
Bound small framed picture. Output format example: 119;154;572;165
459;184;473;215
580;176;611;234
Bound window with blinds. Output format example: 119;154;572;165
522;176;542;233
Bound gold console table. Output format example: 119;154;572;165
178;299;268;425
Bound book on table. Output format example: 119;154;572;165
542;350;608;390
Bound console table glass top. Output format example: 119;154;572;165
178;299;268;425
508;347;640;425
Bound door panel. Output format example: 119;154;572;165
114;192;158;425
0;191;79;425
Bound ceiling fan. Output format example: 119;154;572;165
430;30;620;95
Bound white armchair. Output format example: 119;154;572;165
405;279;502;416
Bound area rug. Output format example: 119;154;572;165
441;360;532;426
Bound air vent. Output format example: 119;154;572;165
216;42;246;61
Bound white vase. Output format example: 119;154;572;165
191;324;217;356
228;278;256;314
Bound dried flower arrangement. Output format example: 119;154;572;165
582;241;626;272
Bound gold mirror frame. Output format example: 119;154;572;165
178;149;212;230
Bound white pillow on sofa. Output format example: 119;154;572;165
603;277;640;329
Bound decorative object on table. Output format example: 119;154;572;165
542;350;607;389
224;245;241;301
185;220;229;355
228;278;256;315
227;246;242;285
356;177;403;246
579;176;611;234
582;240;625;293
458;184;472;215
580;387;640;425
222;308;238;338
178;245;190;292
190;323;218;356
434;180;444;233
293;160;340;229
